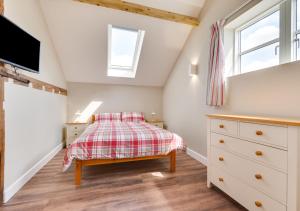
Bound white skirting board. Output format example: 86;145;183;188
3;143;63;203
186;147;207;166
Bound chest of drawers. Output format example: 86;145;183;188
147;121;164;129
207;114;300;211
65;123;88;146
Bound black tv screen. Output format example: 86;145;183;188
0;16;40;73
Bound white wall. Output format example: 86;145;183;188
4;83;66;188
3;0;67;201
163;0;300;157
4;0;66;88
68;82;163;122
224;61;300;117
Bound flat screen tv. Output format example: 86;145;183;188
0;15;40;73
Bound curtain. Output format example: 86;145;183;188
206;20;226;107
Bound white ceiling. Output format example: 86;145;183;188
39;0;205;87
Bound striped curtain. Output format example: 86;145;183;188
206;20;226;107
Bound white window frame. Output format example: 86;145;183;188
107;25;145;78
280;0;292;63
232;0;297;75
293;0;300;60
234;6;280;74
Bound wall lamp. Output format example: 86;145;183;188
189;64;198;76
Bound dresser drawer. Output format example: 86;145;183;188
66;130;82;145
211;119;238;136
68;125;86;133
151;122;164;129
66;136;77;146
239;122;287;148
68;130;82;138
211;133;287;172
211;166;286;211
211;146;287;204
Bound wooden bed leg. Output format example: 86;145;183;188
170;150;176;172
75;160;82;186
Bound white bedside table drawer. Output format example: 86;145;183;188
68;130;81;137
68;125;86;133
66;136;77;146
148;121;164;129
152;122;163;128
66;132;82;146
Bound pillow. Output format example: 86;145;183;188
122;112;145;122
94;113;121;122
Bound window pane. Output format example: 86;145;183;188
297;0;300;30
241;42;279;73
241;11;279;52
111;27;138;68
297;34;300;60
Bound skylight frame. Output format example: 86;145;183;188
107;24;145;78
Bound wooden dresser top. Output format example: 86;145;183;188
207;114;300;126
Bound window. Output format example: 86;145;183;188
229;0;300;76
107;25;145;78
237;10;280;73
295;0;300;60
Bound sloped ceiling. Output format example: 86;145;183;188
40;0;205;87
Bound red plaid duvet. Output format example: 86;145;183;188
63;121;183;171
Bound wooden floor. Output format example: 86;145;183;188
2;151;245;211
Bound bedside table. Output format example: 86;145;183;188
147;121;164;129
65;123;88;146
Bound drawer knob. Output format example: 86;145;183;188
255;201;262;207
219;157;224;161
75;127;78;129
219;124;224;129
218;177;224;182
75;133;78;136
255;174;263;180
255;151;263;156
219;140;225;144
256;130;263;136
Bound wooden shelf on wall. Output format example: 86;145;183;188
0;65;67;96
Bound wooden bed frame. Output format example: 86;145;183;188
75;115;176;185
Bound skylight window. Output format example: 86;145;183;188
107;25;145;78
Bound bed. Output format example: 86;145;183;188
63;112;183;185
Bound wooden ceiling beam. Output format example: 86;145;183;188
74;0;199;26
